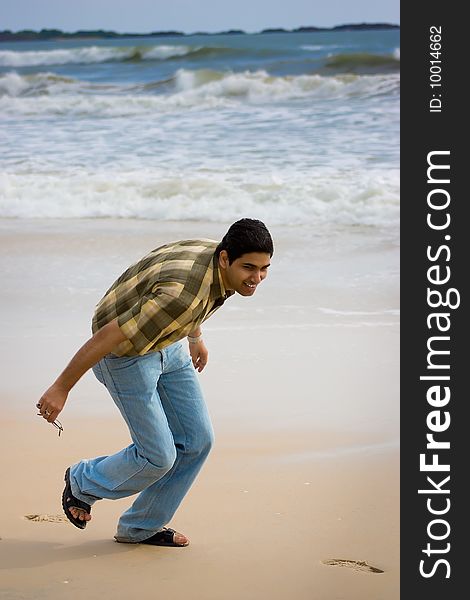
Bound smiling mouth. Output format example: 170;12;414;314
244;282;256;289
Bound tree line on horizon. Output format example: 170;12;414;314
0;23;399;42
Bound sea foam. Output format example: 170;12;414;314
0;44;199;67
0;167;399;227
0;70;400;117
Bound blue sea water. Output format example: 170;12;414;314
0;30;399;229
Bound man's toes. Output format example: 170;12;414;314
70;507;91;521
174;532;189;546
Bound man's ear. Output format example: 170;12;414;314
218;250;229;269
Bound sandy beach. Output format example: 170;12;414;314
0;218;399;599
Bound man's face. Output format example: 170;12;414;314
219;251;271;296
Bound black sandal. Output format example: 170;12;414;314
140;527;189;547
61;467;91;530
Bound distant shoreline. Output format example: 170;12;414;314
0;23;399;43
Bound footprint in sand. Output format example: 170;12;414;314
322;559;384;573
24;514;69;524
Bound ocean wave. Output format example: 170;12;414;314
171;68;400;99
0;71;100;97
0;167;399;227
301;44;343;51
0;69;400;115
323;52;400;74
0;44;237;67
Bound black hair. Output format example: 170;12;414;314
215;218;274;264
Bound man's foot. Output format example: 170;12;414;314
141;527;189;547
115;527;189;546
114;527;189;547
62;468;92;529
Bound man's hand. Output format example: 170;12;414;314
37;383;68;423
189;340;209;372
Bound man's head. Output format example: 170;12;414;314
216;218;273;296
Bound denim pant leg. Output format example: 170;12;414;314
69;351;178;506
115;343;214;542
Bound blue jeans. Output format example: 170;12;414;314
69;342;214;542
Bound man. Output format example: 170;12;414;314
36;218;273;547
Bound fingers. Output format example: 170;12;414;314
194;357;207;372
190;347;208;372
46;411;59;423
36;401;59;423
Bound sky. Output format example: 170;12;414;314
1;0;400;34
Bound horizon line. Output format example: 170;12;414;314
1;22;400;38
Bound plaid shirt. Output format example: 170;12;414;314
92;239;233;356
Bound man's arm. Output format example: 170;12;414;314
37;319;127;423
